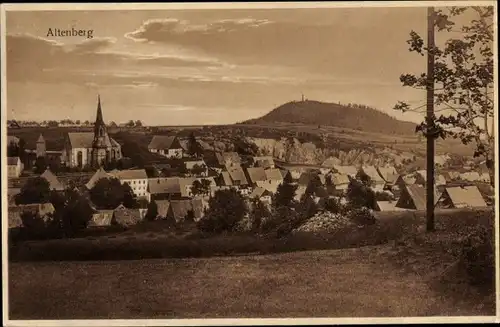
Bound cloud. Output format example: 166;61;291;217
6;33;230;85
125;17;274;42
69;37;117;54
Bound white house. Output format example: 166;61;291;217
7;157;23;178
111;169;150;201
148;135;183;159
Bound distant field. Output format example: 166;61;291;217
8;245;492;319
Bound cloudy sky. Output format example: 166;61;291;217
4;5;478;125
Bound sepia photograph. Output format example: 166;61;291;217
1;1;498;325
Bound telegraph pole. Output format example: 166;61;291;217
426;6;436;232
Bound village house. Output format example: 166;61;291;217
62;96;122;168
395;184;441;211
332;165;358;178
7;135;20;146
88;209;114;227
8;202;56;229
215;151;242;167
182;177;217;197
7;157;23;178
8;188;21;206
374;200;406;212
329;173;350;192
112;204;143;227
261;168;284;193
246;167;268;188
148;135;184;159
183;159;208;177
460;171;481;183
40;169;65;191
178;137;213;156
252;156;275;169
148;177;184;201
154;199;204;222
85;167;113;189
359;165;385;191
438;186;488;209
223;164;250;188
148;177;216;200
111;169;150;201
249;187;273;205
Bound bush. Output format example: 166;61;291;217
323;197;342;214
346;207;377;226
197;189;247;234
460;224;494;287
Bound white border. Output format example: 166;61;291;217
1;1;498;326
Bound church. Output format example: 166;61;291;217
62;96;122;168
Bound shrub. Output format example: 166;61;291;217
197;189;247;233
323;197;342;214
346;207;377;226
460;224;494;287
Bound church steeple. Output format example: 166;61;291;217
91;94;112;168
95;94;104;126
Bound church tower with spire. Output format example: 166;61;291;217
91;95;112;168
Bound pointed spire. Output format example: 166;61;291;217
96;94;104;124
37;133;45;143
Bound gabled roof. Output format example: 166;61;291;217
377;166;398;181
250;187;272;198
112;204;142;227
360;166;385;183
41;169;65;191
148;177;182;195
67;132;94;148
67;132;119;149
332;165;358;176
246;167;267;184
331;173;350;186
216;152;241;166
111;169;148;180
148;135;182;150
253;156;275;168
7;135;20;144
178;138;213;152
443;186;487;208
155;200;171;218
398;184;441;210
89;210;114;227
7;157;20;166
226;165;248;185
86;168;114;189
264;168;283;182
185;160;207;170
168;199;204;222
461;171;481;182
376;201;405;212
219;171;233;186
9;203;56;228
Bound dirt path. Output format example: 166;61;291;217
7;245;486;319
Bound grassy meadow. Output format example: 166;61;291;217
7;208;495;319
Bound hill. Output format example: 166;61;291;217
243;100;418;136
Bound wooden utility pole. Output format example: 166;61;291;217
426;6;436;232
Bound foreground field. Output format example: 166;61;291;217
8;244;492;319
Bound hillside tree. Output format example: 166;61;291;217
394;6;494;186
16;177;51;205
198;189;247;233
